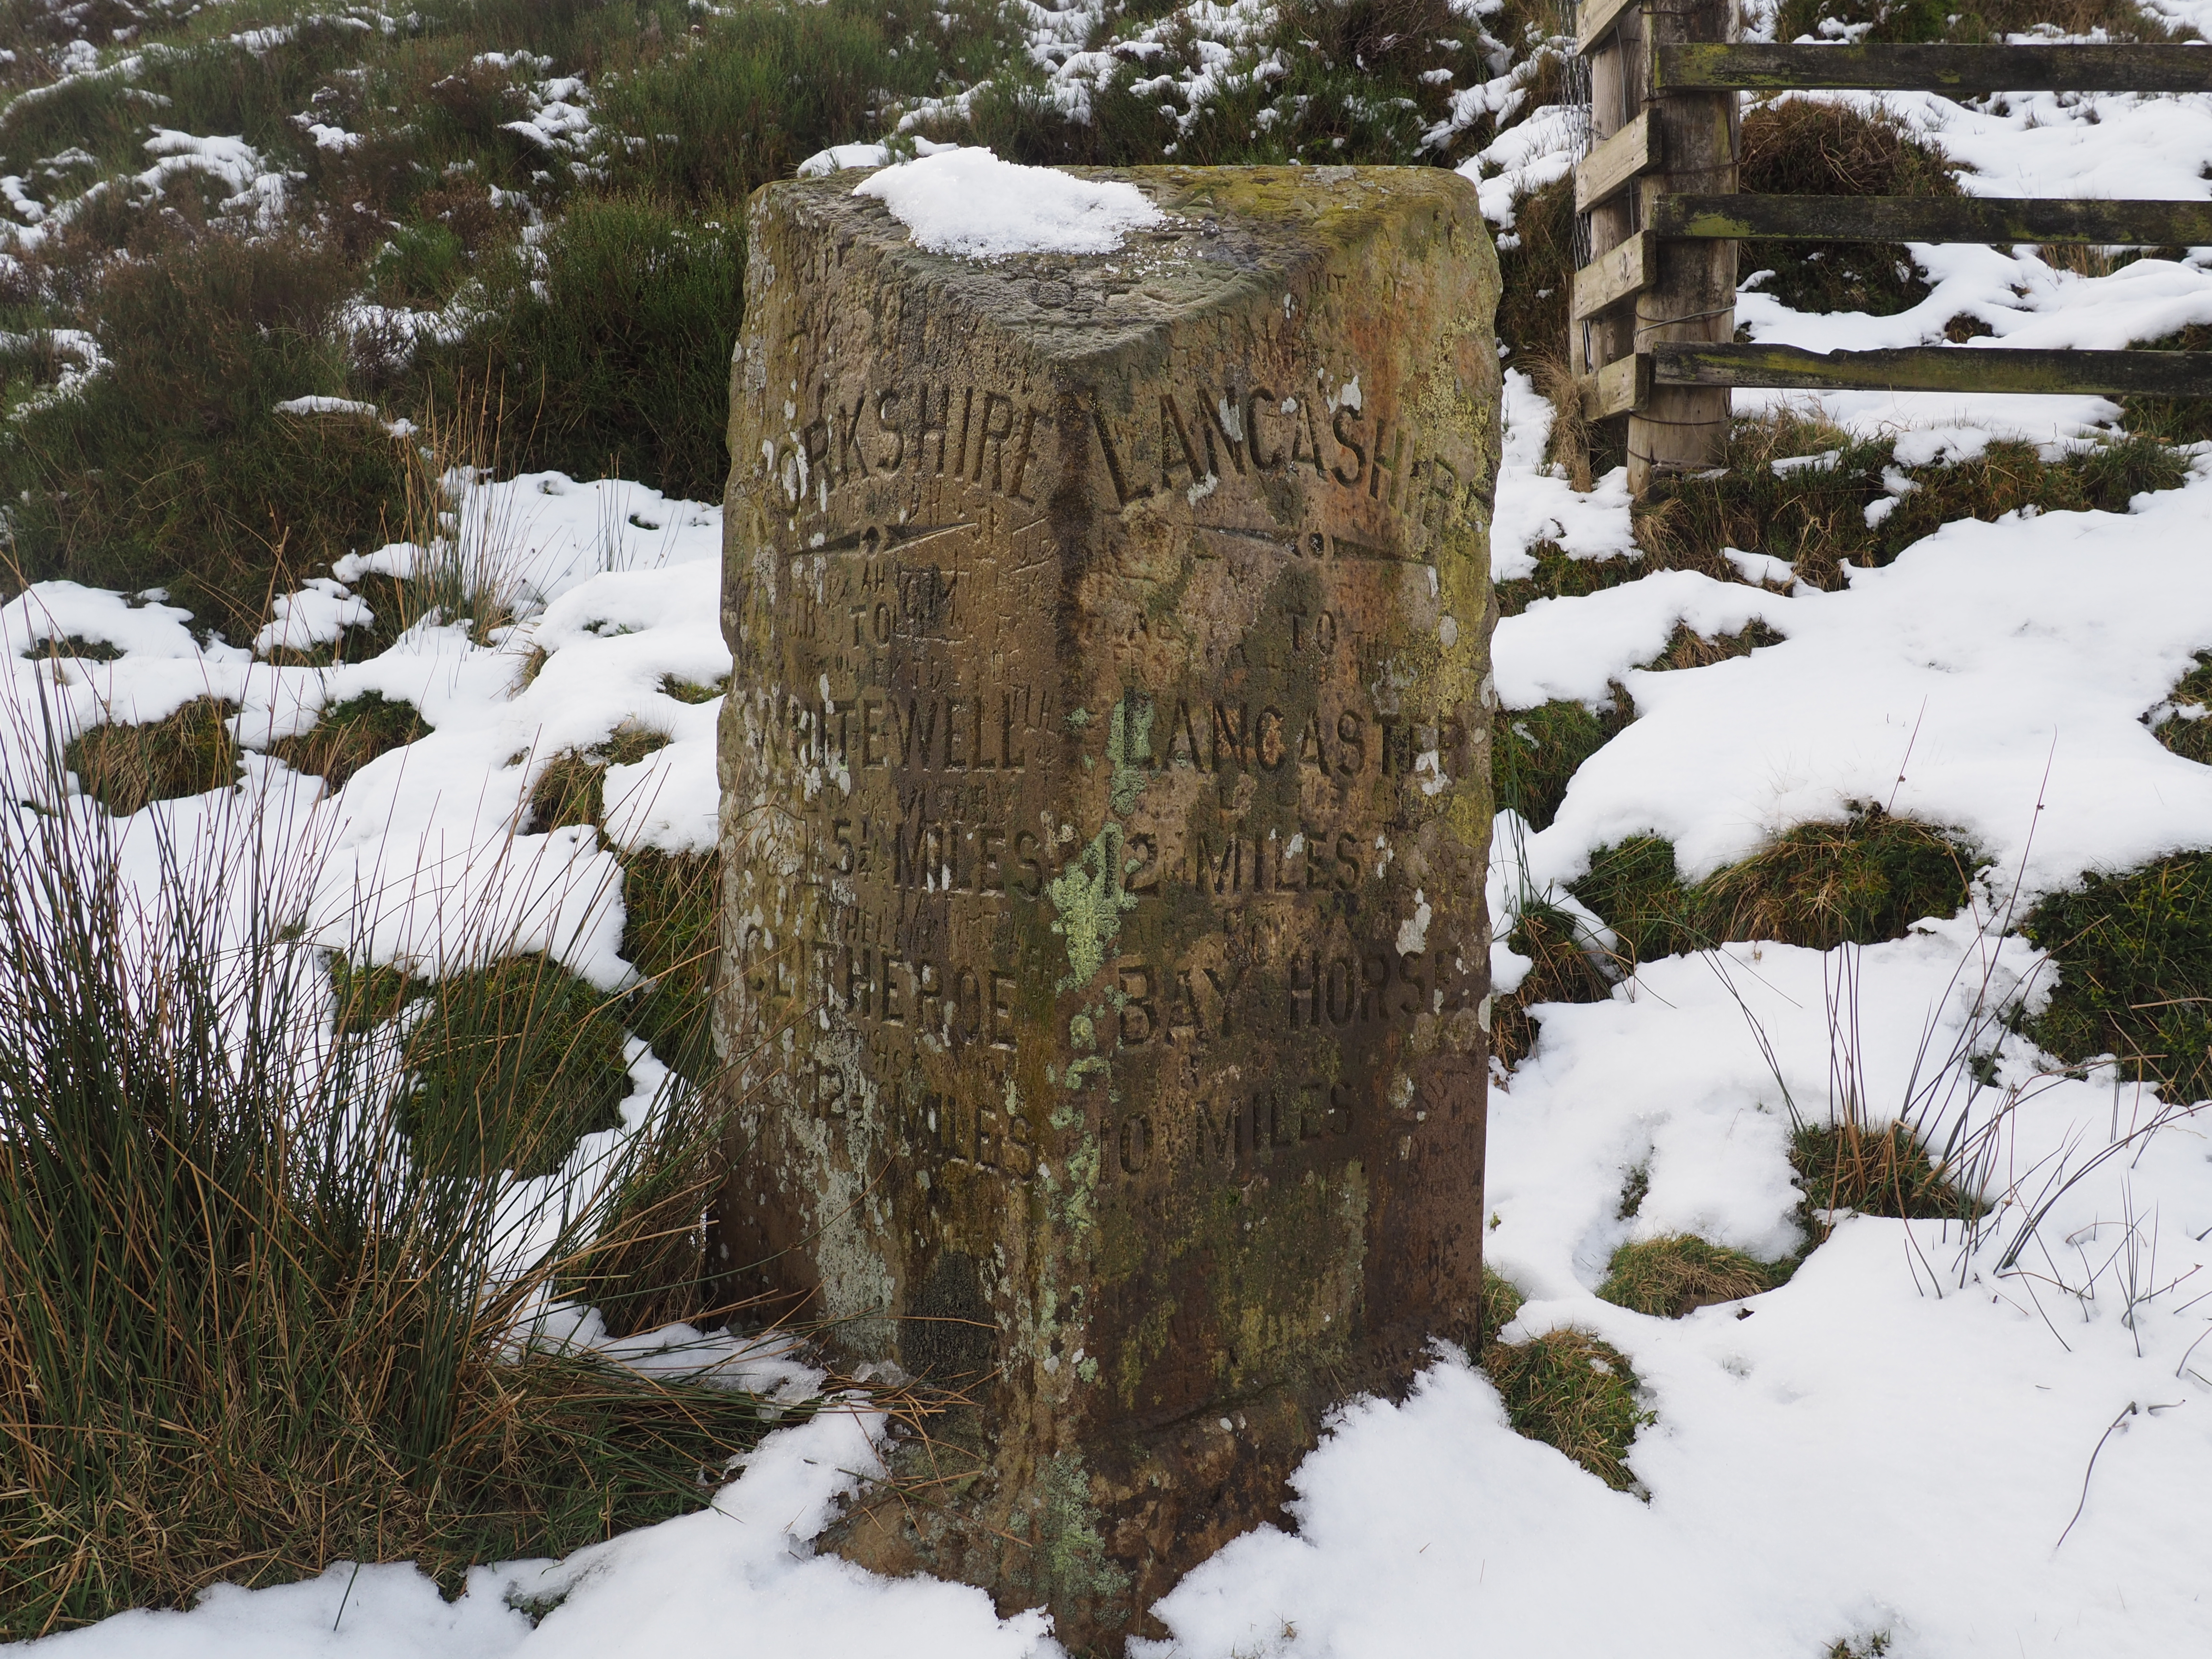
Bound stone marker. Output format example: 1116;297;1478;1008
715;165;1501;1651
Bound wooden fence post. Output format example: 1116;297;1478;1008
1627;0;1737;492
1574;0;1645;406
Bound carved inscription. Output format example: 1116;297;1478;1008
765;378;1488;547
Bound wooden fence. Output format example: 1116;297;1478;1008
1568;4;2212;493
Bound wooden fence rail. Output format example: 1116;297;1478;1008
1566;16;2212;493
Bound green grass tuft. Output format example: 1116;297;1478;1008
1598;1236;1775;1318
1481;1327;1653;1491
2025;853;2212;1107
1493;693;1633;831
1570;806;1979;963
266;691;429;789
395;953;637;1180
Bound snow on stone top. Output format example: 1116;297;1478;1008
852;146;1164;259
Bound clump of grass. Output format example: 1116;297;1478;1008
1598;1236;1775;1318
2152;654;2212;765
1778;0;2179;44
1737;98;1958;318
3;230;412;636
18;635;123;663
1695;805;1978;953
435;197;744;505
396;953;636;1181
2120;325;2212;445
660;674;729;705
1480;1266;1526;1346
1569;837;1705;963
1494;175;1577;379
266;691;428;788
1791;1118;1975;1223
621;847;720;1083
64;697;240;814
1480;1328;1652;1491
1638;619;1785;673
2024;853;2212;1107
1491;899;1618;1069
1637;415;2189;595
527;725;673;834
0;763;774;1638
1571;807;1978;962
1493;692;1633;831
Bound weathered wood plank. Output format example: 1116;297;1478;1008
1652;341;2212;397
1576;0;1641;55
1585;353;1653;419
1576;112;1656;214
1652;192;2212;246
1572;230;1655;320
1656;42;2212;93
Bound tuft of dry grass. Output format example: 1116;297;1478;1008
527;725;673;834
1481;1328;1652;1491
1791;1118;1976;1226
1738;98;1958;318
1490;900;1619;1070
1598;1236;1775;1318
64;697;240;815
1638;619;1785;673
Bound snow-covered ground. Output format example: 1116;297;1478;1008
17;67;2212;1659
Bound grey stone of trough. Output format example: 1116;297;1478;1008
714;164;1501;1654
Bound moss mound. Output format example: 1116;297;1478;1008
1493;694;1634;832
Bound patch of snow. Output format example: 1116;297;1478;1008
797;141;890;177
854;146;1165;258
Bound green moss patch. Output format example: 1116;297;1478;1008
2025;853;2212;1107
1598;1236;1775;1319
1571;807;1979;963
65;697;240;815
268;692;429;789
1480;1328;1652;1491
